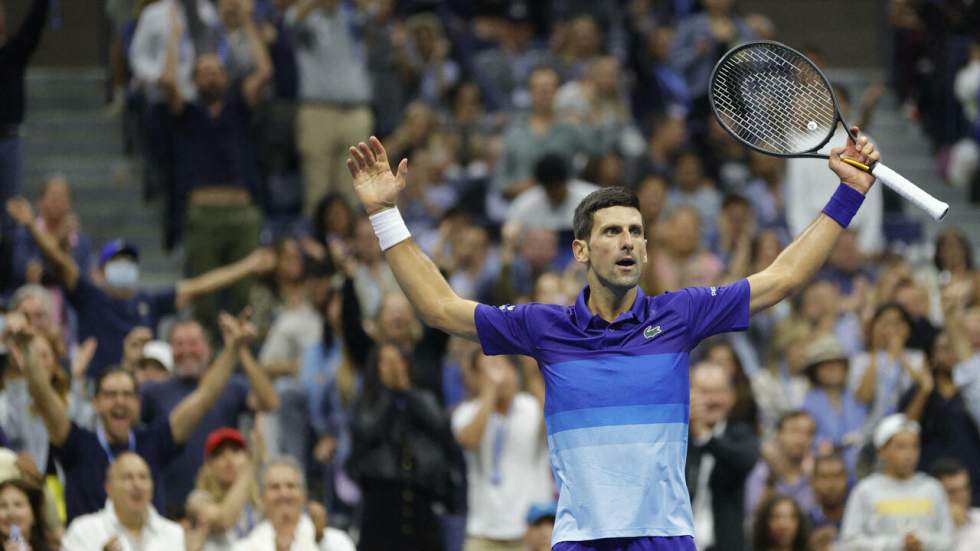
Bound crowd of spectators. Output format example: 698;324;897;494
1;0;980;550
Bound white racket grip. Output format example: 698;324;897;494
871;162;949;221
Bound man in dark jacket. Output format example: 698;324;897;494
686;361;760;551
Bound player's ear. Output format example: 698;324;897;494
572;239;590;264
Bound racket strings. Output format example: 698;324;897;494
711;44;836;155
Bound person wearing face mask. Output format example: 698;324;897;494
5;195;277;380
156;0;273;335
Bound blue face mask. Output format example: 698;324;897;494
104;260;139;290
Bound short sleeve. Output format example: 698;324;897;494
473;303;538;356
681;279;750;344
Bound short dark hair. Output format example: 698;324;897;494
534;153;570;188
95;367;139;395
776;410;813;432
813;451;847;475
572;187;640;241
929;457;968;480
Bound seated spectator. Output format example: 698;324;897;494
452;353;550;550
745;411;817;517
752;319;811;431
235;457;355;551
137;340;174;387
129;0;221;100
800;335;867;474
638;113;687;179
635;174;669;230
141;318;278;518
6;196;276;378
11;174;91;296
286;0;373;212
0;478;53;551
645;206;723;293
850;303;926;432
491;67;598;206
666;150;722;237
494;225;560;303
750;495;810;551
806;452;850;550
796;279;863;357
523;502;557;551
840;414;954;549
8;310;253;522
900;326;980;505
61;453;197;550
185;427;260;549
158;5;273;333
686;361;760;551
930;458;980;551
349;345;461;551
506;154;598;232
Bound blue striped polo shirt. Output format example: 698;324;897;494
474;280;750;549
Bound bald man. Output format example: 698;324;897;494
62;453;190;551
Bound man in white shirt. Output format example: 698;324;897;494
235;457;355;551
452;353;551;551
930;458;980;551
506;153;598;232
61;452;193;551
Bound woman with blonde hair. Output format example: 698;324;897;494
185;427;262;550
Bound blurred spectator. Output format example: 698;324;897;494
523;502;556;551
505;154;598;232
61;453;204;550
346;217;399;319
627;23;690;137
744;411;816;517
0;478;52;551
287;0;373;213
800;335;867;474
138;340;174;387
555;56;641;155
11;175;92;293
0;0;49;277
305;193;355;260
635;174;669;229
750;495;810;551
158;3;272;333
840;414;954;549
494;226;559;303
141;318;278;517
686;361;759;551
742;153;787;235
7;196;276;378
751;319;810;431
451;353;550;550
850;303;926;433
646;206;722;293
669;0;753;115
701;339;759;427
899;325;980;505
796;279;863;357
401;13;459;105
806;452;850;550
185;427;260;549
543;14;603;83
667;150;722;237
930;458;980;551
215;0;268;82
431;220;497;302
349;345;461;551
10;311;252;521
472;3;545;112
640;112;687;179
491;67;598;208
129;0;221;101
236;457;355;550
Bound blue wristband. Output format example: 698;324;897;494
821;183;865;228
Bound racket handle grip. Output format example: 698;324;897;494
871;162;949;221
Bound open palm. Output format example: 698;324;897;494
347;136;408;215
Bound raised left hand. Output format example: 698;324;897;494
828;126;879;194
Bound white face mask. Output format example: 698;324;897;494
104;260;139;290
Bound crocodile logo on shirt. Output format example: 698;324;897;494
644;325;663;339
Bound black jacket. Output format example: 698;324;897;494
685;420;759;551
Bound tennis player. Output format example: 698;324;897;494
346;129;879;551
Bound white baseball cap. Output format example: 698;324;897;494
141;340;173;372
873;413;920;450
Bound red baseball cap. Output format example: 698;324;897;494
204;427;247;459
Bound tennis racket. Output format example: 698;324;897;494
708;40;949;221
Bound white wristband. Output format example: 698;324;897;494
369;207;411;251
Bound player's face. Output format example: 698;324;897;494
575;206;646;292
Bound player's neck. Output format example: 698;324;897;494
586;283;637;323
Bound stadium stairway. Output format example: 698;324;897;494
829;68;980;261
21;68;180;287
